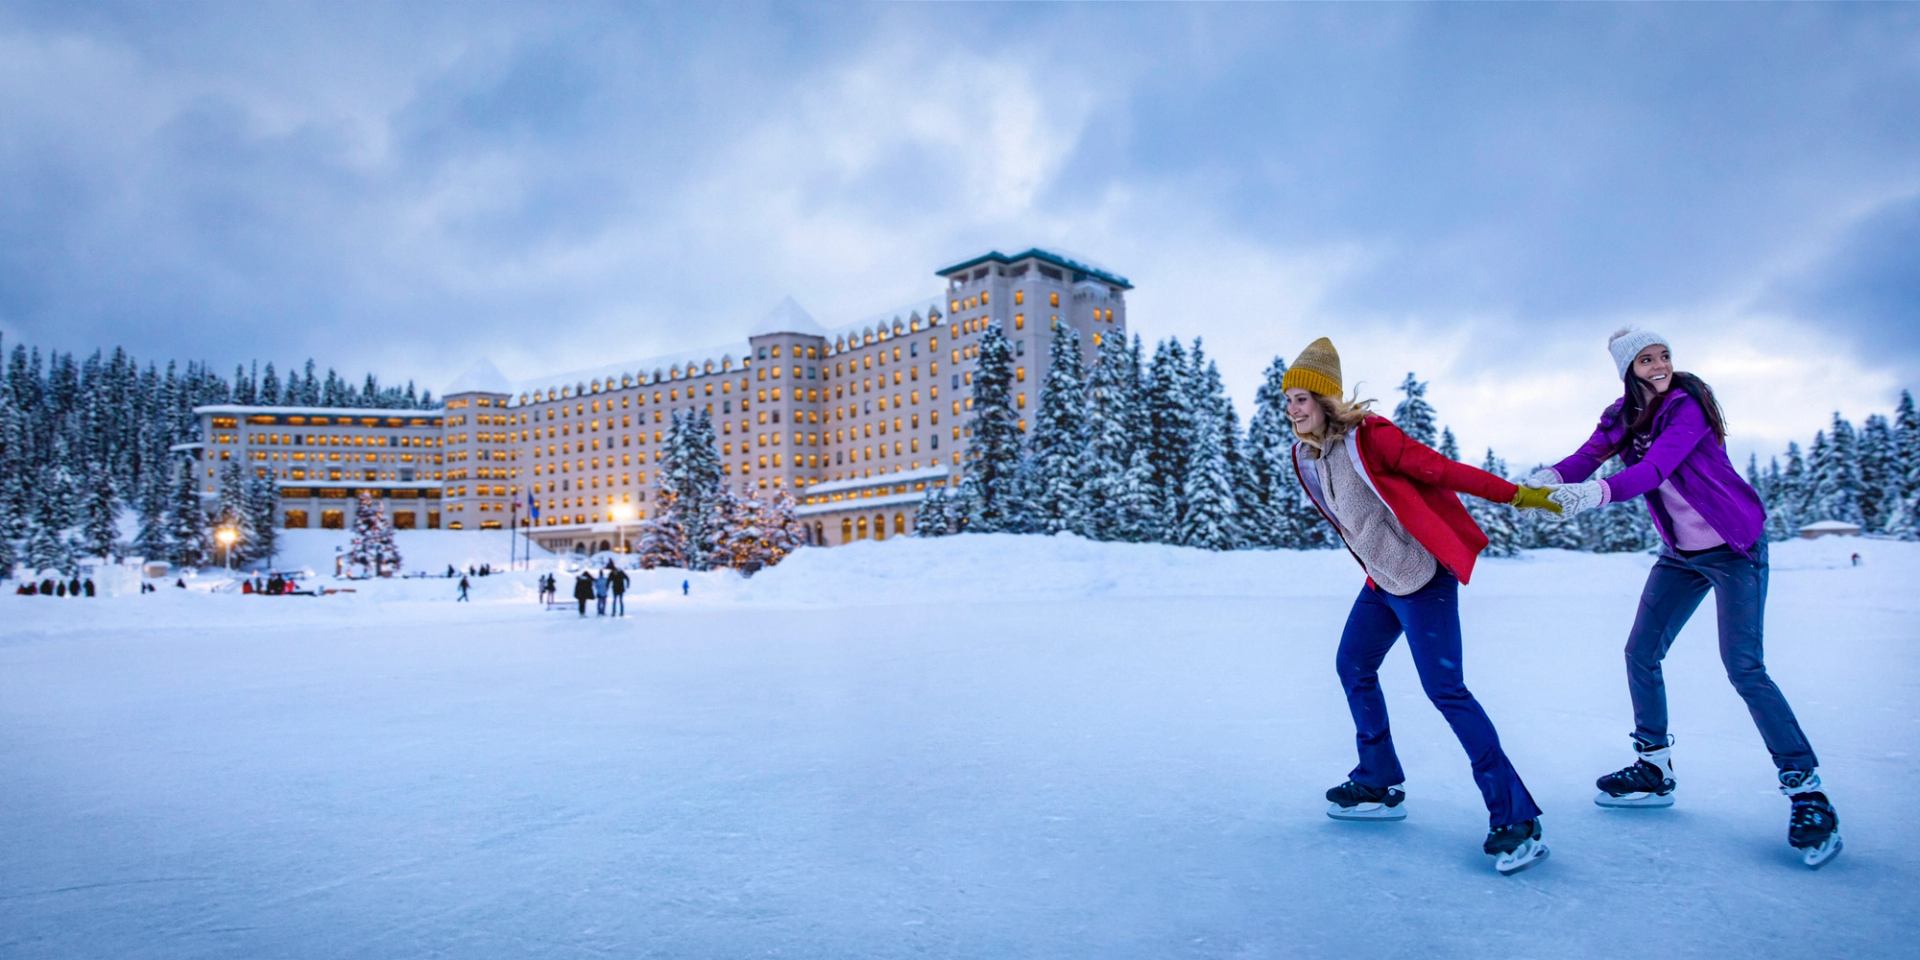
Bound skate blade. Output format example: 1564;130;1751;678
1594;790;1675;808
1327;801;1406;821
1495;840;1549;875
1800;834;1843;869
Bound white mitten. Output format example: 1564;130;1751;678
1549;480;1606;517
1520;467;1561;487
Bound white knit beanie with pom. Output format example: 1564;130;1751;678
1608;327;1669;381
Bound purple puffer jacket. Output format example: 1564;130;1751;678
1550;389;1767;557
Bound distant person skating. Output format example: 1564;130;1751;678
1284;336;1560;875
1851;552;1862;568
681;579;689;597
457;576;470;602
609;563;629;616
593;570;610;616
83;579;96;597
573;571;594;617
1534;328;1840;868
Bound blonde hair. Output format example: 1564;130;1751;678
1295;389;1377;456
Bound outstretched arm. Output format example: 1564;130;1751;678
1597;393;1712;503
1369;419;1519;503
1549;406;1625;484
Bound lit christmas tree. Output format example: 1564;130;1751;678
345;491;401;577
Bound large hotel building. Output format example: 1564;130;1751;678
186;249;1130;552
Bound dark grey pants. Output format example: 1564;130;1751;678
1626;541;1817;772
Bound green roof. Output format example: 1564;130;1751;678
935;248;1133;290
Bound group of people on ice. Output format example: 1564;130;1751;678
14;575;97;597
1283;329;1840;874
529;564;631;617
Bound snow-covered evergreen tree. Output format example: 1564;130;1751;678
1179;360;1240;550
1858;413;1895;532
1803;416;1865;525
131;469;171;562
1438;427;1460;462
960;323;1025;533
1467;449;1521;557
913;487;953;537
245;467;279;566
1023;326;1087;535
79;461;119;562
1888;390;1920;539
634;491;689;569
1081;331;1140;541
345;491;401;576
1142;338;1192;542
1393;373;1438;447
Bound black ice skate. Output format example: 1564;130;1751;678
1595;732;1677;808
1325;779;1406;821
1483;818;1549;875
1781;770;1843;869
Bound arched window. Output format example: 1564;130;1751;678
894;513;906;535
855;516;869;540
873;514;887;541
841;518;853;543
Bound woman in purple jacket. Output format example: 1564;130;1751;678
1540;328;1842;868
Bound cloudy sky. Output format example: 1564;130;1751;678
2;1;1916;467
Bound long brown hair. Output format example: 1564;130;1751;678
1619;371;1728;447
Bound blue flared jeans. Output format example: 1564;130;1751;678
1337;571;1542;828
1625;541;1817;772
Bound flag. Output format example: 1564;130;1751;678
527;491;540;521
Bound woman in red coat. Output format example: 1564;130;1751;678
1284;337;1561;873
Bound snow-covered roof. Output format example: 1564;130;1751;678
193;404;445;420
444;359;513;397
794;489;932;517
804;465;953;497
277;480;443;491
750;297;828;338
1799;520;1863;532
510;342;752;404
935;247;1133;290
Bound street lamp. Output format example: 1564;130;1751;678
610;503;636;555
215;525;238;572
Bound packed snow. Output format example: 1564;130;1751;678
2;534;1915;959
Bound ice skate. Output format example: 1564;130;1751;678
1781;770;1842;869
1595;732;1676;808
1325;779;1407;821
1484;818;1549;875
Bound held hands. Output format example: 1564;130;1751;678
1510;486;1563;514
1547;480;1606;518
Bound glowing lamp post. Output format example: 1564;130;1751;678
215;525;239;572
610;503;636;555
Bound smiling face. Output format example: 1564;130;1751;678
1285;387;1326;436
1631;343;1674;394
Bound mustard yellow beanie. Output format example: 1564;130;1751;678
1281;337;1342;398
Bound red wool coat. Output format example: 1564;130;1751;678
1291;415;1519;586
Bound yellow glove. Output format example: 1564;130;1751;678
1510;485;1563;514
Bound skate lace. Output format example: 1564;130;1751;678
1790;798;1831;831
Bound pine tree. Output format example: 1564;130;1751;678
1438;427;1460;462
1142;338;1192;542
1889;390;1920;539
245;467;279;566
1081;331;1139;540
913;487;952;537
1179;360;1240;550
1393;373;1438;447
1467;449;1522;557
345;491;401;576
1858;414;1895;532
1776;441;1807;536
1023;325;1087;535
1762;457;1795;542
1803;416;1864;525
131;469;172;562
635;490;689;568
79;461;119;562
961;323;1026;533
